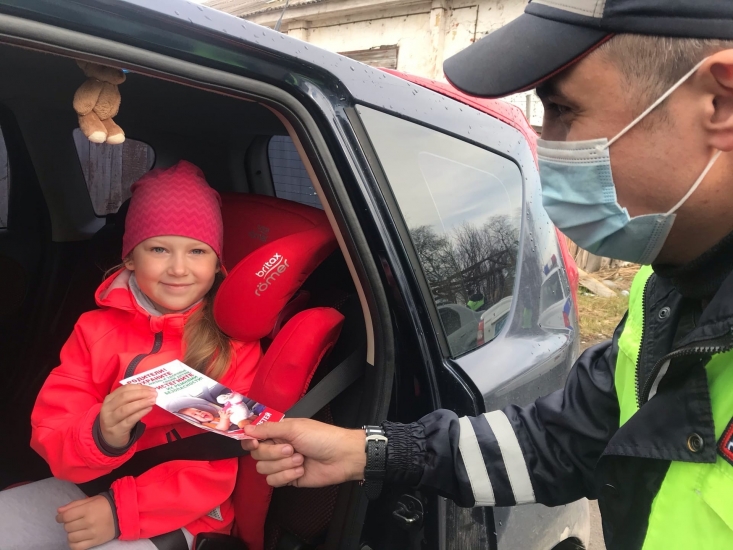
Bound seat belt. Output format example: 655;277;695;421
285;345;364;419
77;347;365;496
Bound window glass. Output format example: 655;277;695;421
540;270;564;312
439;307;462;337
268;136;322;209
73;129;155;216
358;105;522;357
0;126;7;228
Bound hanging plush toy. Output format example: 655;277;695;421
72;61;126;144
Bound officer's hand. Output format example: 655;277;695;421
241;418;366;488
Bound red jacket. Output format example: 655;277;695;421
31;270;261;540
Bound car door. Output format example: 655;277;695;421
353;102;588;549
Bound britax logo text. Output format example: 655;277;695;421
255;253;289;296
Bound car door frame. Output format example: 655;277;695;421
0;5;402;547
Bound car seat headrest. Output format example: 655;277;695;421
214;199;337;342
220;193;329;269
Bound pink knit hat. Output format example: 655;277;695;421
122;160;223;259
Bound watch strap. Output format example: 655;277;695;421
363;425;387;501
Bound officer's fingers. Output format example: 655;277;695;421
244;418;300;442
251;442;294;461
241;439;259;452
255;454;303;475
265;466;305;488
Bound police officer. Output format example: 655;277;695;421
242;2;733;548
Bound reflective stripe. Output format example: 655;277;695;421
458;416;496;506
484;411;536;504
647;359;671;401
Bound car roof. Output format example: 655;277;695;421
3;0;535;162
381;69;539;161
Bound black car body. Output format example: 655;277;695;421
0;1;588;548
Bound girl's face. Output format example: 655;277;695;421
124;235;219;314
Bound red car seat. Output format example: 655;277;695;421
213;195;343;550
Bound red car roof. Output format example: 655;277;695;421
381;68;538;163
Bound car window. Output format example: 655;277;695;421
540;270;564;312
439;307;462;336
73;129;155;216
268;136;322;209
0;126;7;228
357;105;522;357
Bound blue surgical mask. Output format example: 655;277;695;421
538;58;722;265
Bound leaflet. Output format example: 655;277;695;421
121;360;283;440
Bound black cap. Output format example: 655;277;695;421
444;0;733;98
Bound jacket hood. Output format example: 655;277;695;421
95;269;202;333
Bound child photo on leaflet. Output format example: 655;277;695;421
0;161;262;550
170;387;265;434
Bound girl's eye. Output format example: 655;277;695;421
151;246;166;254
191;249;206;255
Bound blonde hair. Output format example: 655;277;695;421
182;270;232;380
105;265;233;381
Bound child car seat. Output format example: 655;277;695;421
212;194;344;550
60;194;346;550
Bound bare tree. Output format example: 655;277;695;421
409;216;519;307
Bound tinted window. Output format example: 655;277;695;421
540;270;564;312
73;129;155;216
268;136;322;209
358;105;522;357
0;126;7;228
439;307;462;336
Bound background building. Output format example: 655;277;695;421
205;0;544;128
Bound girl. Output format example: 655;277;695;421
0;161;261;550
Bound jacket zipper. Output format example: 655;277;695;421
638;327;733;406
634;277;652;407
124;331;164;379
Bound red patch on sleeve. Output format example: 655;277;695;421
719;417;733;466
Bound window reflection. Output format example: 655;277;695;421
358;106;523;357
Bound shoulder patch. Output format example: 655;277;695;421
718;417;733;467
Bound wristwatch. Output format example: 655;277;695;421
362;425;388;500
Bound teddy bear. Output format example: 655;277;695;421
216;391;256;429
72;61;126;144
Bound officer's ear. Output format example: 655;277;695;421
703;49;733;152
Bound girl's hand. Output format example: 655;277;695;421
99;384;157;448
56;495;116;550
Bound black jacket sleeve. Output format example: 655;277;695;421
383;322;623;508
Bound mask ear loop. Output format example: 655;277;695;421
666;149;723;215
595;57;710;152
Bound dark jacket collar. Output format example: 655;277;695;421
654;230;733;301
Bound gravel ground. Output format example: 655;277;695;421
588;500;605;550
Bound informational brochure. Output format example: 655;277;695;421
121;360;283;440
